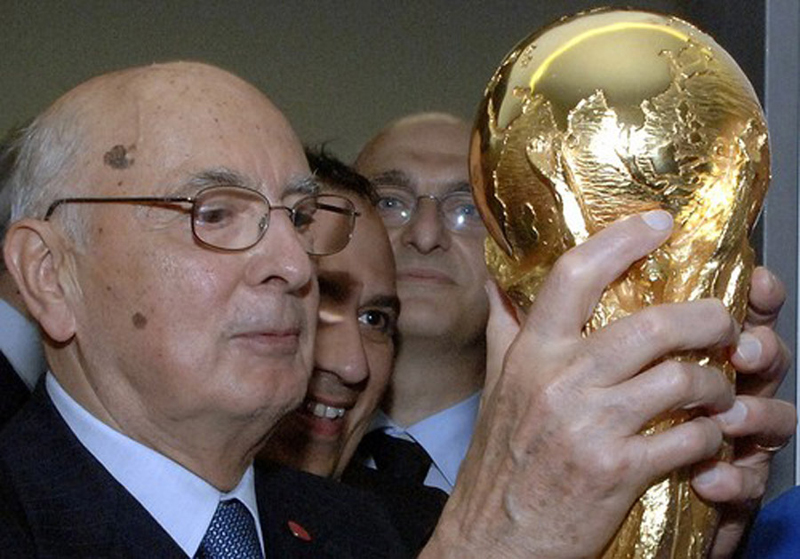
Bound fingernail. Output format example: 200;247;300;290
735;332;762;363
642;210;673;231
763;269;777;292
716;399;748;427
693;467;719;488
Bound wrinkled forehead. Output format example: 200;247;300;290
357;122;471;197
67;65;309;199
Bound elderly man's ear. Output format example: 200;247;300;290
4;219;78;342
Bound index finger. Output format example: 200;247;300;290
525;211;673;341
483;280;521;401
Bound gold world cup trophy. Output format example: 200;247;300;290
470;8;769;559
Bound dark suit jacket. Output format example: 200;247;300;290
0;385;408;558
341;461;447;554
0;351;31;428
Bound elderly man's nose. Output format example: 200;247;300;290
401;197;450;253
244;210;313;289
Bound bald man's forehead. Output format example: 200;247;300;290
358;120;470;168
357;121;470;185
57;63;308;199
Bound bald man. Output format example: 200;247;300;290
350;114;486;495
354;112;794;558
0;62;404;558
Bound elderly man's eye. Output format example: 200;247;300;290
376;197;406;212
454;202;478;218
452;203;478;226
196;205;235;226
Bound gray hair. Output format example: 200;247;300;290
4;106;87;248
0;135;18;246
0;123;27;271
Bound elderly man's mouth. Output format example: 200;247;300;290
232;329;301;356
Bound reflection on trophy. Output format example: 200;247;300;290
470;8;769;559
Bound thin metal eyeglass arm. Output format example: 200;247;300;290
43;196;194;220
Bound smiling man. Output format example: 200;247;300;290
261;149;399;479
261;149;447;552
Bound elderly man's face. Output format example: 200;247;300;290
356;119;489;346
262;198;397;477
57;66;318;447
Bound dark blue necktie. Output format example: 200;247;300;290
195;499;263;559
361;431;433;485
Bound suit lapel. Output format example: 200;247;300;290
3;387;407;558
0;385;187;558
0;351;31;427
255;462;408;558
340;462;446;553
256;464;346;558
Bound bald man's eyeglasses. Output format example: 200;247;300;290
44;185;360;255
374;186;484;235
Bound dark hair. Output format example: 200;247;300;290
304;146;378;205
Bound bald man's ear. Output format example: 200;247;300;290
3;219;78;343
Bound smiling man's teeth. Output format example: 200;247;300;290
306;401;346;419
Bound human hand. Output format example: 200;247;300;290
423;211;739;559
691;267;796;559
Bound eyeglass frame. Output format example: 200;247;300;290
373;185;485;235
43;184;361;256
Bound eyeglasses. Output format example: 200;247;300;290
374;186;484;234
44;185;360;256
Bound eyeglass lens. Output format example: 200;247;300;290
374;186;483;233
191;186;355;255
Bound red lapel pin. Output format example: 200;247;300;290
287;520;312;542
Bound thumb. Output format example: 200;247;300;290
483;280;521;403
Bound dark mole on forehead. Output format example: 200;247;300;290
103;144;135;170
132;312;148;329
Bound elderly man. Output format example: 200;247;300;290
350;114;487;495
0;62;403;558
0;63;793;559
353;112;795;557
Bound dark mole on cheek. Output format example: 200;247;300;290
132;312;148;329
103;144;135;170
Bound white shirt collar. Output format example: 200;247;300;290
46;373;264;557
0;299;46;390
371;391;481;493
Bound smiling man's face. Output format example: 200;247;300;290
261;197;398;477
